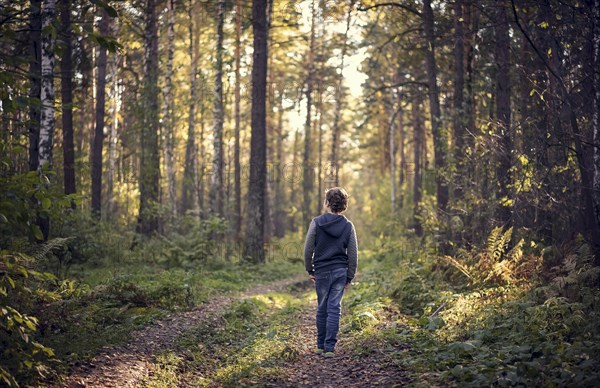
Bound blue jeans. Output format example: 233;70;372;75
315;267;347;352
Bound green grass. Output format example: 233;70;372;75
143;290;310;387
35;258;300;379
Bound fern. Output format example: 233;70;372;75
28;237;73;262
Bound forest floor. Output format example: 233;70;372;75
60;273;408;387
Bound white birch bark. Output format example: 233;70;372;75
38;0;56;171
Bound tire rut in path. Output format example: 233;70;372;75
61;275;305;388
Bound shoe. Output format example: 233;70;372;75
323;351;335;358
314;348;324;355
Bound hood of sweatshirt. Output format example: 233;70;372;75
315;213;350;238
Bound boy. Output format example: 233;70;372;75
304;187;358;357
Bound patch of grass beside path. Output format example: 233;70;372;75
37;258;301;379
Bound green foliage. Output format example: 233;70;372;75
0;250;59;387
159;216;229;268
440;226;542;287
341;234;600;387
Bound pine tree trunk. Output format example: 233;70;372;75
210;0;225;217
330;0;353;187
302;0;316;231
413;96;423;237
138;0;161;235
182;0;200;217
107;53;120;219
38;0;56;171
273;91;285;237
244;0;269;262
494;2;512;227
163;0;177;220
234;0;242;239
453;0;465;200
28;0;42;172
60;0;76;198
91;8;110;218
422;0;448;214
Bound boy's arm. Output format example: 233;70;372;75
347;222;358;284
304;219;317;275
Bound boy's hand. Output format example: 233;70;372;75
344;282;351;289
309;274;316;283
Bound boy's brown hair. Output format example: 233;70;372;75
325;187;349;213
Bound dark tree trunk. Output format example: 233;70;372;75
494;1;512;227
302;0;316;231
244;0;269;262
413;96;423;237
91;8;110;218
28;0;41;172
234;0;242;240
453;0;465;200
60;0;76;198
210;0;225;217
422;0;448;214
137;0;161;235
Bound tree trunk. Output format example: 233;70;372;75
28;0;42;172
593;0;600;263
107;53;120;219
182;0;201;217
494;1;512;227
422;0;448;214
413;96;423;237
244;0;269;262
210;0;225;217
234;0;242;240
330;0;353;187
302;0;316;230
163;0;177;220
453;0;465;200
274;91;285;237
138;0;161;235
38;0;56;171
60;0;76;198
91;8;110;218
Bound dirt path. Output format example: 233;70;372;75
61;275;306;388
265;297;410;387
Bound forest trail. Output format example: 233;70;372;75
61;275;305;387
61;274;408;387
252;297;410;387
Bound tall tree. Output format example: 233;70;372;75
452;0;465;200
138;0;161;235
233;0;242;239
302;0;316;230
163;0;177;220
182;0;201;216
210;0;225;217
28;0;42;172
412;95;423;236
330;0;354;187
422;0;448;214
244;0;269;262
494;1;512;226
91;8;110;218
60;0;76;197
38;0;57;172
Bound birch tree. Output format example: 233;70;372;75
38;0;56;172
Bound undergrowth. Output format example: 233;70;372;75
340;232;600;386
